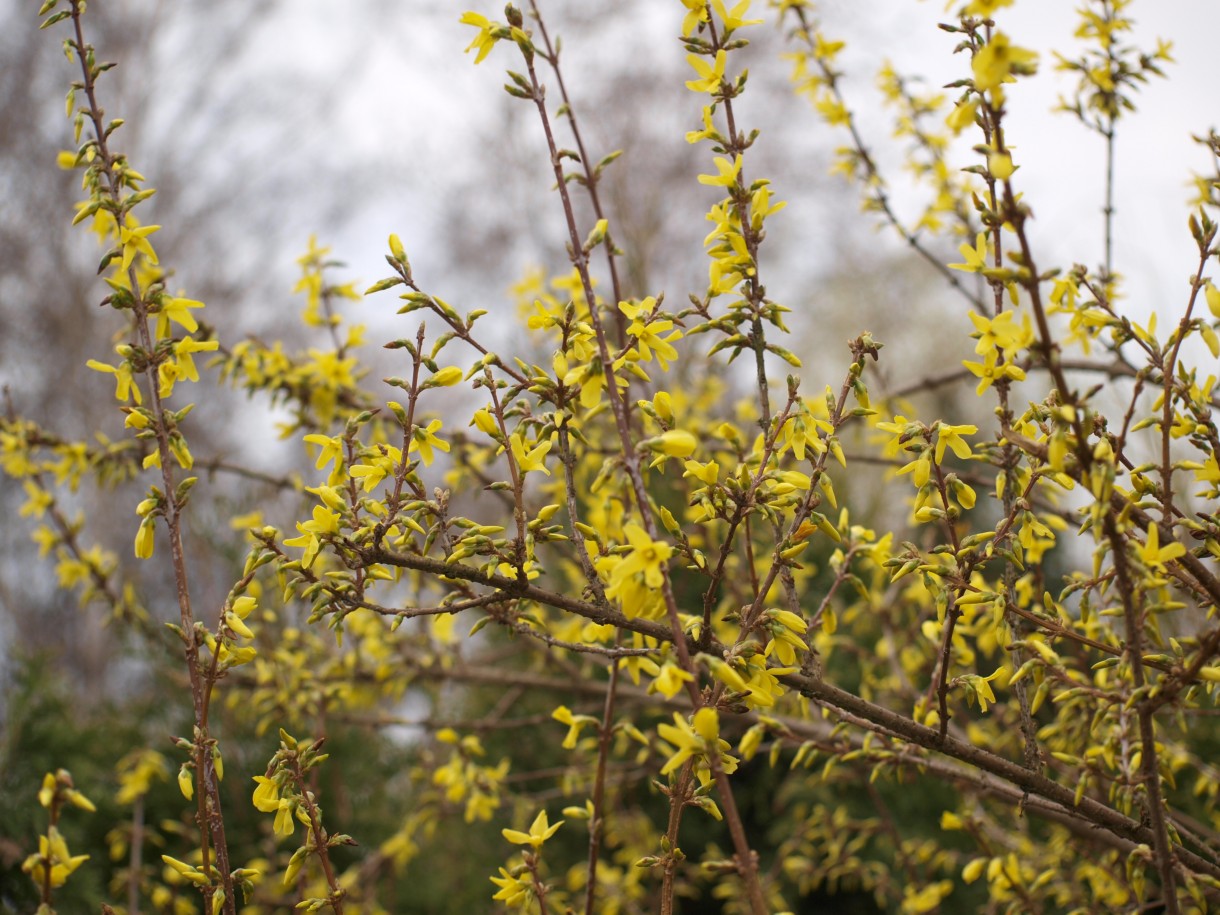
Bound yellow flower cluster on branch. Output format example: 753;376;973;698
12;1;1220;913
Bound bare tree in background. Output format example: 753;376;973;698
0;0;365;693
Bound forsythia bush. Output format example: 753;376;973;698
7;0;1220;912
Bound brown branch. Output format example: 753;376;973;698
362;543;1220;879
66;4;235;908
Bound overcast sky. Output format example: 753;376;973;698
281;1;1219;337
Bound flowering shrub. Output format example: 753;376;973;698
8;0;1220;912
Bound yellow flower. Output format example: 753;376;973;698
124;409;152;430
564;359;609;409
686;104;719;144
350;448;400;492
698;153;743;188
86;357;142;404
552;705;597;749
273;799;296;837
283;505;342;568
301;433;341;468
945;98;978;134
252;775;281;813
656;707;729;781
964;353;1026;395
972;32;1038;93
683;459;720;486
988;150;1014;180
934;423;977;463
510;431;552;475
1205;282;1220;319
782;413;829;461
430;366;464;387
600;556;666;619
172;336;219;382
649;662;694;700
968;310;1033;356
609;523;672;590
1138;523;1185;570
738;657;795;708
459;12;500;64
134;518;156;559
502;809;563;848
713;0;762;32
225;609;254;640
116;749;169;804
966;0;1013;13
764;609;809;666
307;484;346;512
620;297;682;369
948;232;988;273
651;391;675;423
158;296;204;337
812;32;844;62
162;854;209;886
411;419;451;466
38;773;58;808
685;50;727;94
232;596;257;621
22;827;89;890
655;430;697;458
490;867;532;906
472;407;499;437
117;217;160;273
19;481;52;519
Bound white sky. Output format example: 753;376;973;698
235;0;1220;368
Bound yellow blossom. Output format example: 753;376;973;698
172;336;219;382
283;505;341;568
510;431;552;475
490;867;532;907
552;705;597;749
252;775;280;813
23;828;89;890
686;50;727;94
679;0;708;37
1138;523;1185;570
460;12;500;64
966;0;1014;13
86;357;142;404
158;296;204;337
934;423;977;463
988;150;1014;180
430;366;464;387
946;98;978;134
684;459;720;486
972;32;1038;93
948;232;989;273
608;523;672;590
273;799;296;837
714;0;762;32
411;419;451;466
649;662;694;699
655;430;697;457
698;153;743;188
502;809;563;848
134;517;156;559
117;218;160;273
